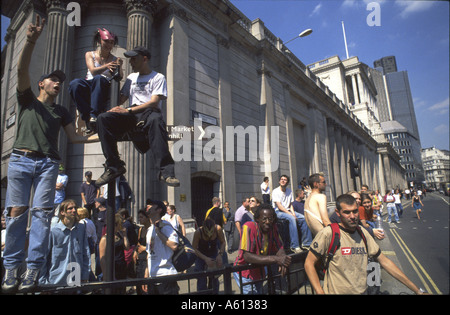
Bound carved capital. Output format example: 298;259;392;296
124;0;158;16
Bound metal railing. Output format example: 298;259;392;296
33;251;311;295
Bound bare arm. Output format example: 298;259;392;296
17;15;46;92
63;123;99;144
177;215;186;236
111;94;164;114
304;251;325;294
243;248;291;276
377;253;426;295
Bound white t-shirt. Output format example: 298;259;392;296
260;182;270;195
146;221;178;277
272;186;294;211
121;71;167;109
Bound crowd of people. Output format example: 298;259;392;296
1;16;428;296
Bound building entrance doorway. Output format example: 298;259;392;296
191;176;215;227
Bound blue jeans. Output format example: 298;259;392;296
395;203;404;217
386;204;399;223
69;75;110;122
275;210;303;249
233;272;263;295
194;257;219;294
3;153;59;270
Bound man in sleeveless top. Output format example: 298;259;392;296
69;28;123;134
304;173;331;237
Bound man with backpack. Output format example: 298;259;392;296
304;194;427;295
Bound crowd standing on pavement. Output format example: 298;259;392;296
1;15;429;296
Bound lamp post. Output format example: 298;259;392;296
283;28;313;45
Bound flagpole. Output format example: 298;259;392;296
341;21;349;59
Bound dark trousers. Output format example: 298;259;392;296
69;76;110;122
97;109;175;178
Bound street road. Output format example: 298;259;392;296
384;192;449;295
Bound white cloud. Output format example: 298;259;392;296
310;3;322;17
429;97;449;115
395;0;435;18
342;0;386;8
433;123;449;135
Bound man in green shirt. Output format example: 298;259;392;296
2;15;97;294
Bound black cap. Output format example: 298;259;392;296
124;46;151;59
85;171;92;176
39;70;66;83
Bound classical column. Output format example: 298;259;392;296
351;74;359;104
335;125;348;193
162;4;191;217
258;63;277;191
217;34;237;211
341;130;351;192
124;0;156;49
120;0;159;212
327;119;341;198
44;0;76;164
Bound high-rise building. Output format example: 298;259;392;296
374;56;398;74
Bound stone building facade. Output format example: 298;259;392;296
1;0;405;221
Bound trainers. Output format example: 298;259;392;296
96;165;126;187
291;247;303;253
18;268;39;293
160;175;180;187
2;268;20;293
89;117;98;133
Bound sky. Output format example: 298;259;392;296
1;0;449;150
229;0;449;150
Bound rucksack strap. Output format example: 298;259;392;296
323;223;341;272
355;226;368;251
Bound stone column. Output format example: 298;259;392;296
216;34;237;210
258;63;277;192
44;0;76;164
351;74;359;104
162;5;191;217
341;130;351;192
335;126;348;193
328;120;342;197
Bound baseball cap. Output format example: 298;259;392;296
124;46;151;59
38;70;66;84
85;171;92;176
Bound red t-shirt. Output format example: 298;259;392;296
358;205;373;222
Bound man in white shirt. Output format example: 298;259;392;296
146;200;179;294
272;175;303;253
260;177;270;204
96;46;179;188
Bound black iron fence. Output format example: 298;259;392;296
33;251;312;295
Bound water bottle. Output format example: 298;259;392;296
376;214;383;232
